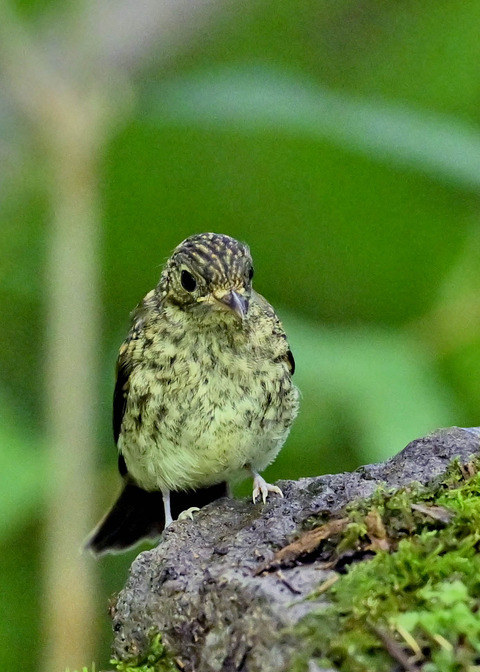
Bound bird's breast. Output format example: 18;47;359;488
119;317;298;491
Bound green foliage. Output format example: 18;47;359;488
110;634;178;672
147;64;480;191
293;463;480;671
0;392;47;537
283;316;456;466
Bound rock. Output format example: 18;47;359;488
111;427;480;671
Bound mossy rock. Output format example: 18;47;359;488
110;427;480;672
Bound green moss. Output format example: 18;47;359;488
110;634;178;672
292;459;480;672
67;634;177;672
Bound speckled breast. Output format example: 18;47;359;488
119;320;299;493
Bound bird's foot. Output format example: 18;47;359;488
177;506;201;521
252;472;284;504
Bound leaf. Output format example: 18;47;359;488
144;65;480;191
283;313;458;464
365;510;390;552
255;518;349;573
410;504;453;524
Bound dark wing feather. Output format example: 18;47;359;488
113;353;132;446
286;349;295;375
112;293;154;455
118;452;128;477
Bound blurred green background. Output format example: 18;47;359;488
2;0;480;670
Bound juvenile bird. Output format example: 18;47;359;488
87;233;299;554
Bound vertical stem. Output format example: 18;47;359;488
43;118;100;671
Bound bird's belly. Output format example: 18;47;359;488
119;360;297;492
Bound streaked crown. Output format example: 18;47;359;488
157;233;254;314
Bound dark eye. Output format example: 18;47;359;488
181;270;197;292
248;266;254;281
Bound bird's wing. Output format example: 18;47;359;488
112;291;156;451
113;348;132;446
251;289;295;375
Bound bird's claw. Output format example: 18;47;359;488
177;506;201;521
252;474;284;504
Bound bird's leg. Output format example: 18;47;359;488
162;488;173;528
250;469;284;504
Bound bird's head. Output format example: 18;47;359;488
157;233;254;321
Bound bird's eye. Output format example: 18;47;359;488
181;270;197;292
248;266;254;281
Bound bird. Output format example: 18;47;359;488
86;232;299;554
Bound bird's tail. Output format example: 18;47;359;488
85;481;228;555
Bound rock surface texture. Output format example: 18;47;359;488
111;427;480;672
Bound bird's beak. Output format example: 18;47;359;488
214;289;249;320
